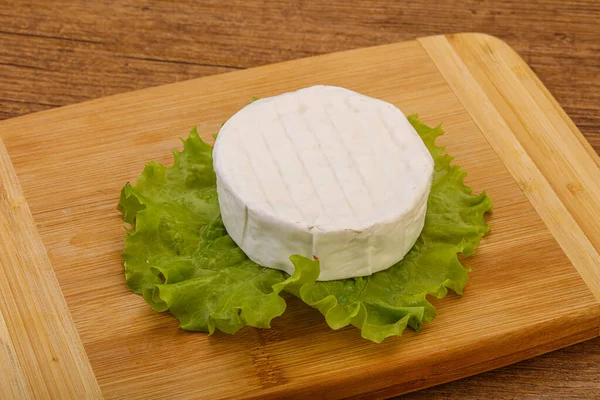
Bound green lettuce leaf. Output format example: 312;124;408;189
118;128;318;334
118;116;491;342
291;116;492;342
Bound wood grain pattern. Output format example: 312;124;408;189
0;34;599;399
0;305;28;399
1;3;599;396
419;34;600;300
0;0;598;151
0;137;102;398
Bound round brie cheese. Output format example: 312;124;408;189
213;85;434;281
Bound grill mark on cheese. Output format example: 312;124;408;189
276;104;329;225
259;115;308;223
357;106;403;207
276;103;328;225
238;122;278;216
301;120;329;224
330;99;377;219
331;98;376;216
379;107;421;207
371;106;407;202
301;105;352;226
320;105;360;224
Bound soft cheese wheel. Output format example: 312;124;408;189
213;85;434;281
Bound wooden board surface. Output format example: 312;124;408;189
3;2;600;399
0;33;599;399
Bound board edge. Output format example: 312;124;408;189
251;306;600;400
418;32;600;304
0;136;103;399
0;33;598;400
350;325;600;400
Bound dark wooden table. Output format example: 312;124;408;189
1;1;598;398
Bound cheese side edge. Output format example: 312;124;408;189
213;85;434;281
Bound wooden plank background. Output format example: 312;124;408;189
0;1;598;398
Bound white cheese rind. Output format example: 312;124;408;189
213;85;434;281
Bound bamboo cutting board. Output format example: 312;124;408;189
1;33;599;399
